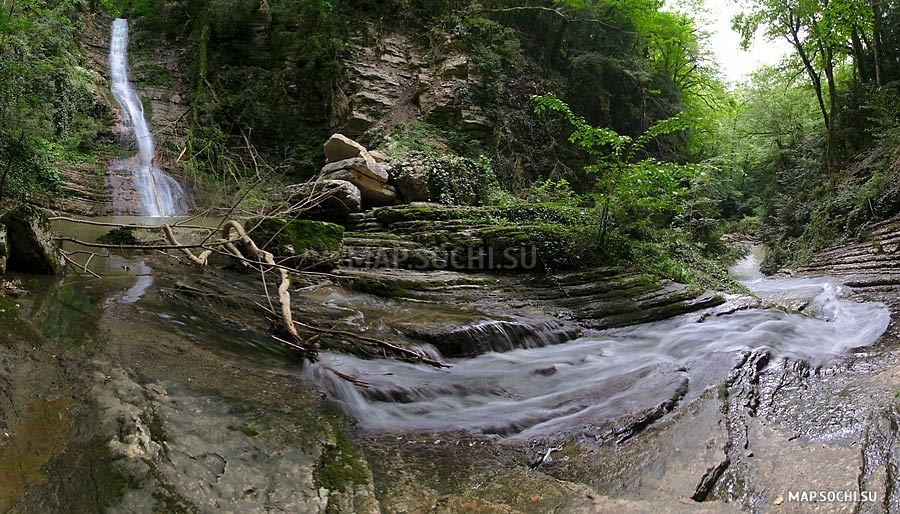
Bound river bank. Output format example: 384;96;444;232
0;218;898;512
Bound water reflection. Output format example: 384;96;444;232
26;258;155;346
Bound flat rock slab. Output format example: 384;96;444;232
321;157;389;183
324;133;369;163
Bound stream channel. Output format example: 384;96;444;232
2;226;898;512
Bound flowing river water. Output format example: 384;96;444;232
305;251;891;438
4;225;898;511
48;229;891;439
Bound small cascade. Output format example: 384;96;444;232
407;317;582;357
109;18;185;217
306;276;890;437
729;245;767;281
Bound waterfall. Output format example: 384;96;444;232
109;18;185;217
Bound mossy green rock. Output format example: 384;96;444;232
97;227;138;245
249;218;345;270
358;204;603;271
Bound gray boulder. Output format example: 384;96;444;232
284;179;363;220
1;204;63;274
321;168;397;206
318;135;397;207
323;134;369;164
321;157;389;183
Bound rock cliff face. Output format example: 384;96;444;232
790;215;900;281
334;25;499;142
54;16;508;216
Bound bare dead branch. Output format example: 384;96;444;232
60;250;101;278
49;215;219;232
324;367;370;388
291;319;451;368
54;236;240;251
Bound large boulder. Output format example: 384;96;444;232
321;157;389;183
284;180;363;221
389;153;487;205
1;204;63;274
324;134;369;164
390;164;430;203
320;167;397;206
319;135;397;206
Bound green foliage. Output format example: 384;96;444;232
724;0;900;272
530;93;737;282
528;178;585;206
451;13;526;85
388;150;501;206
532;93;707;245
424;152;497;205
0;135;62;201
0;0;113;201
533;93;695;161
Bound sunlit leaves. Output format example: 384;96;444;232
532;92;697;161
532;93;717;248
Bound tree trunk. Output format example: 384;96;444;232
850;26;870;83
0;133;24;202
547;18;570;68
821;41;839;188
788;18;829;131
193;1;214;127
869;0;884;86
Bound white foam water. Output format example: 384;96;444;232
306;275;890;438
109;18;185;217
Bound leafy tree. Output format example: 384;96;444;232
733;0;891;181
0;0;106;201
532;93;705;246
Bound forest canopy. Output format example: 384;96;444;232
3;0;900;275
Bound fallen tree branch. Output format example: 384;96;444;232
54;235;241;251
49;215;217;232
60;250;101;278
161;224;216;265
164;220;312;359
291;319;450;368
324;366;370;388
57;217;432;372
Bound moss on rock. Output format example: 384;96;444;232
315;426;369;492
248;218;345;269
97;227;139;245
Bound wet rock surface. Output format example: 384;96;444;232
0;270;374;514
0;205;63;275
5;226;900;513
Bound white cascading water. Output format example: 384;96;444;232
109;18;184;217
305;266;891;438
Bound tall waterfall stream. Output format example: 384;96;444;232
109;18;184;217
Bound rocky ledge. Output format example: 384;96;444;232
791;214;900;284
